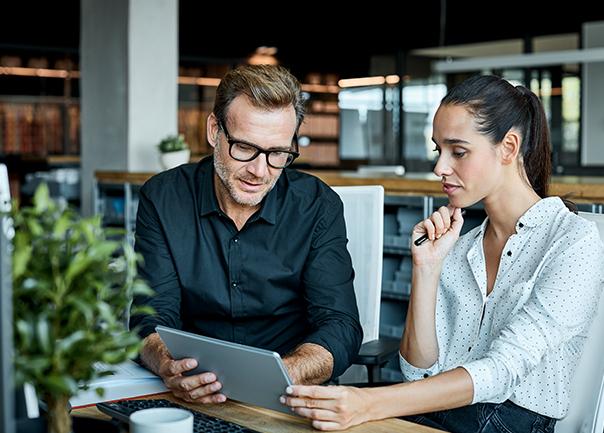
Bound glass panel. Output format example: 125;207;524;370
401;80;447;165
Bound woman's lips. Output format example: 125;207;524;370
442;183;460;194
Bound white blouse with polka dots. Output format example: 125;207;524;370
399;197;604;419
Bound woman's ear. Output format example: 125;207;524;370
500;129;521;165
207;113;219;148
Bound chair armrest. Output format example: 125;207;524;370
353;337;400;366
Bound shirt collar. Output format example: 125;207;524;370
517;196;565;229
472;196;565;239
197;155;280;225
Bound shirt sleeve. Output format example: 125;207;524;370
299;194;363;379
462;227;604;404
399;352;439;381
130;184;183;339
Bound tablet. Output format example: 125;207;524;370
155;325;293;414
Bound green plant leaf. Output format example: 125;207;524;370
35;317;51;354
44;374;79;396
55;330;86;354
11;183;154;401
33;183;50;213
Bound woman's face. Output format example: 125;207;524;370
432;104;504;209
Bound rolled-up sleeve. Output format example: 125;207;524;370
130;185;183;338
300;196;363;379
462;229;604;404
399;352;439;381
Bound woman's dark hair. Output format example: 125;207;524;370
442;75;551;198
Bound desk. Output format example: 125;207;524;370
74;393;440;433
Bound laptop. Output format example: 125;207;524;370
155;326;293;414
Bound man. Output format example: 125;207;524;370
131;64;362;404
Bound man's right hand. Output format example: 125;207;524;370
140;332;227;404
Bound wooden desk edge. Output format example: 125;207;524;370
73;392;440;433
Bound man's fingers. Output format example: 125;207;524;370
173;389;226;404
164;371;217;392
161;358;198;377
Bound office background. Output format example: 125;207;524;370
2;0;604;385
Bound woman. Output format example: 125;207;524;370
281;75;604;432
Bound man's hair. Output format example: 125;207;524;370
212;64;306;131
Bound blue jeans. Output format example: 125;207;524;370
404;400;556;433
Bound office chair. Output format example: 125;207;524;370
555;212;604;433
331;186;400;384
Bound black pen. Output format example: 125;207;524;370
413;209;466;246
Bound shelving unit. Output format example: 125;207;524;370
94;170;604;382
0;96;80;156
1;67;343;170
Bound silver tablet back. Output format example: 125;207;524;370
156;326;293;414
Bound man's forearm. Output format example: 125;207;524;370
139;332;172;375
283;343;334;385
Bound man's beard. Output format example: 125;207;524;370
214;150;279;207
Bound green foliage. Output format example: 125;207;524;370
11;183;154;400
157;133;189;153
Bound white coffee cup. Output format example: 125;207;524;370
129;407;193;433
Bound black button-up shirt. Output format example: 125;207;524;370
131;157;362;379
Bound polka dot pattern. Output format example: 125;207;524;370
400;197;604;419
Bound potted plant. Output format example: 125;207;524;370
157;133;191;170
11;184;153;433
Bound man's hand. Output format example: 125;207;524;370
140;332;226;404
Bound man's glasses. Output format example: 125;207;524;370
218;121;299;169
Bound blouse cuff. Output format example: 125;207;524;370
461;359;498;404
399;352;439;381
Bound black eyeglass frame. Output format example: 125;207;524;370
218;120;300;169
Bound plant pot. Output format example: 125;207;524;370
159;149;191;170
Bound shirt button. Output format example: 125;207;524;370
518;222;524;228
234;238;239;243
232;282;238;287
423;373;429;378
468;346;472;352
506;250;512;256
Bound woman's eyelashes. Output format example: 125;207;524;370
432;145;467;158
452;149;467;158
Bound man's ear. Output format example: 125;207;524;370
207;113;219;148
500;129;521;165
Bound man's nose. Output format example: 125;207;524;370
246;153;269;178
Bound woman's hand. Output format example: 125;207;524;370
281;385;370;431
411;206;464;266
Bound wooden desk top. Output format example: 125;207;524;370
73;393;440;433
94;169;604;203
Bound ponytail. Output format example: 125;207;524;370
515;87;550;199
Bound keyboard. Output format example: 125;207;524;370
97;398;261;433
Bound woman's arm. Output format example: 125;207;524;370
283;367;474;431
400;207;464;369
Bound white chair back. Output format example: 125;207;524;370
556;211;604;433
331;186;384;344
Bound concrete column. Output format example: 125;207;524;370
582;21;604;166
80;0;178;215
